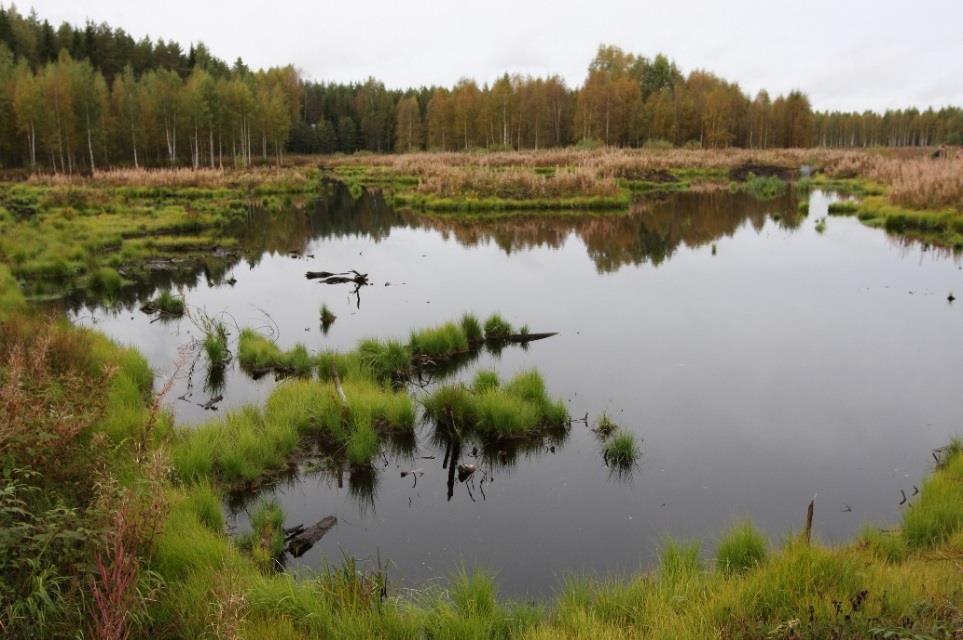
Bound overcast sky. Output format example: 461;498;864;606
22;0;963;111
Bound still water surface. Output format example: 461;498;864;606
70;186;963;597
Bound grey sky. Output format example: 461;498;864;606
24;0;963;111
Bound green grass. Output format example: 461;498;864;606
238;499;286;570
409;322;470;359
424;369;568;439
729;173;787;200
153;289;185;316
0;264;26;314
202;321;230;367
602;430;639;468
827;200;860;215
594;412;618;437
483;313;513;340
172;374;416;486
238;329;314;376
87;266;124;296
902;440;963;548
461;313;484;344
826;195;963;248
716;522;768;574
391;191;632;212
357;338;412;381
0;173;322;298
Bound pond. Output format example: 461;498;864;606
68;185;963;598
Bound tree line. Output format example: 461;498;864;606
1;6;961;172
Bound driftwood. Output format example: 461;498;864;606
285;515;337;557
505;331;557;343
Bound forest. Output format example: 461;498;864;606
2;6;963;173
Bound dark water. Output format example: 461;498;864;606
69;186;963;598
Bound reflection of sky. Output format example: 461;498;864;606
73;191;963;598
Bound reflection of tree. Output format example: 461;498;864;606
61;184;805;315
414;190;802;273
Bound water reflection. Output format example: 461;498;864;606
60;184;810;317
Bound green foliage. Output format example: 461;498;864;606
594;412;618;437
730;173;787;200
202;321;229;367
827;200;859;215
357;338;412;381
154;289;185;316
0;264;25;315
902;444;963;548
460;313;483;344
472;369;500;393
603;431;639;467
87;266;123;296
409;321;470;359
238;329;314;376
424;369;568;439
238;500;286;569
716;522;768;574
483;313;513;340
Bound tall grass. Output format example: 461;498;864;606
716;522;768;574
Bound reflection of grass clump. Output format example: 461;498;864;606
320;303;336;327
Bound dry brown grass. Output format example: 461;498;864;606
25;166;316;190
823;152;963;210
415;165;621;199
335;147;963;212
